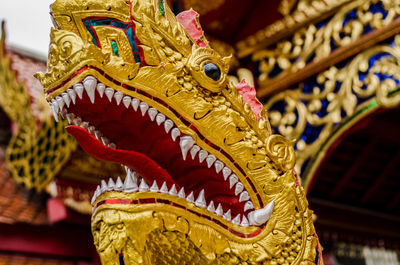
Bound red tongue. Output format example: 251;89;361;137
66;125;177;189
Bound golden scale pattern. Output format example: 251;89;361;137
0;28;77;192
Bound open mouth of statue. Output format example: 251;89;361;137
48;75;274;228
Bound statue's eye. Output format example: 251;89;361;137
203;63;221;81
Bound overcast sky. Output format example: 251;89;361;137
0;1;54;57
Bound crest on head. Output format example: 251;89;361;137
36;0;322;264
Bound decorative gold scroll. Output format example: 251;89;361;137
264;35;400;187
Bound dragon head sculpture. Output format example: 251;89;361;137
36;0;322;264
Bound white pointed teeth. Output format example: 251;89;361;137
97;83;105;98
241;216;249;227
81;121;89;130
248;201;274;226
123;96;132;108
164;119;174;133
215;204;223;216
91;186;101;205
150;181;159;192
206;154;216;168
171;128;180;141
73;83;84;99
229;174;238;189
114;177;124;191
214;160;224;173
59;77;258;228
239;191;250;202
107;178;115;191
194;190;206;208
244;201;254;212
83;76;97;103
56;96;64;111
190;145;201;160
156;113;166;125
179;136;195;160
73;117;82;126
100;180;108;193
105;87;114;102
148;108;158;121
186;192;195;203
222;167;231;181
139;178;149;192
207;201;215;213
198;150;208;163
178;187;185;198
139;102;149;116
114;91;124;105
232;214;241;225
50;100;59;122
131;98;140;111
223;209;232;221
66;113;75;124
67;89;76;104
235;182;244;196
169;184;178;196
61;93;71;107
124;172;138;193
160;182;169;193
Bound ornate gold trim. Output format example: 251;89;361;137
264;35;400;185
0;24;77;192
303;99;380;192
255;0;400;99
236;0;352;58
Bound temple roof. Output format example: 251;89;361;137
0;159;48;225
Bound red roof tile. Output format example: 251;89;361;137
0;160;48;225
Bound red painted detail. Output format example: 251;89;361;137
65;93;254;216
315;233;323;265
46;66;259;207
176;9;207;47
236;80;264;121
66;125;177;189
47;198;68;224
0;222;94;259
95;198;264;238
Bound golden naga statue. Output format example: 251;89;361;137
36;0;323;264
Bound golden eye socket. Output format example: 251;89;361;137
203;63;221;81
188;46;228;93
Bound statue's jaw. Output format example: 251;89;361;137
48;74;275;231
91;201;272;264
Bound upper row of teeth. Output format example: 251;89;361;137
49;76;254;209
50;76;275;227
92;169;274;227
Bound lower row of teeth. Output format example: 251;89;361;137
50;76;274;227
91;168;275;227
51;76;255;209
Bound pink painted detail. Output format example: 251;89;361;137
47;198;68;224
315;233;323;265
293;169;300;187
236;80;264;121
176;9;207;47
11;121;17;135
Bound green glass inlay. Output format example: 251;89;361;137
159;0;165;16
111;40;119;56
